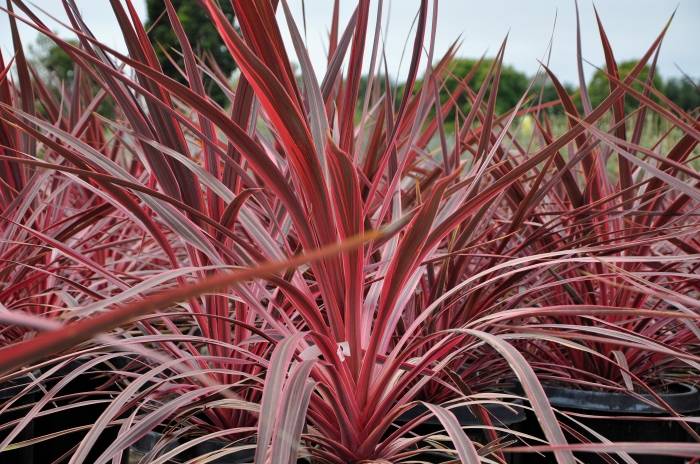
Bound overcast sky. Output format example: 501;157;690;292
1;1;698;85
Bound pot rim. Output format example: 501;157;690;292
395;399;526;426
0;372;42;400
131;430;256;463
544;382;700;414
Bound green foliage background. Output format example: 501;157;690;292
443;58;530;114
28;4;698;115
588;60;663;112
144;0;237;105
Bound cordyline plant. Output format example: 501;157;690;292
0;0;699;463
412;5;700;393
469;9;700;395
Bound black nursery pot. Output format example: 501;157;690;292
130;431;256;464
0;375;39;463
130;431;183;463
396;401;526;463
33;357;131;463
179;437;256;464
521;383;700;464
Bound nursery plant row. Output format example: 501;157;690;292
0;0;699;463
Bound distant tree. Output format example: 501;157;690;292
440;58;529;115
358;75;394;102
359;57;697;122
391;58;530;123
588;60;663;113
664;77;700;112
30;36;115;118
31;36;77;82
145;0;236;106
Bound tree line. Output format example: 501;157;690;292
30;0;698;115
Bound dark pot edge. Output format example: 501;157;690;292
544;382;700;414
395;399;527;426
0;373;43;400
131;430;256;464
